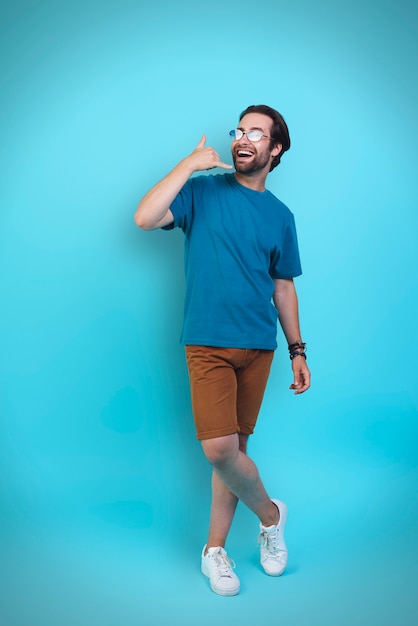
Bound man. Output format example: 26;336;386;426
134;105;310;596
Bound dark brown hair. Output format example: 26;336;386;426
239;104;291;171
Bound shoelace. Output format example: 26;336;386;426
211;550;237;578
258;528;280;555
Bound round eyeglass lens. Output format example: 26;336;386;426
246;131;263;141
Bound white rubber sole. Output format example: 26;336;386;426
201;565;240;596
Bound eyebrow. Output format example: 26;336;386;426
237;126;266;132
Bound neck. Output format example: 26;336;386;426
234;170;268;192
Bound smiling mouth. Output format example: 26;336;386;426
236;150;254;158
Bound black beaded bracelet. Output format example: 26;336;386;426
289;350;307;360
288;341;306;353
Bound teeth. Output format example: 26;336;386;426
238;150;253;156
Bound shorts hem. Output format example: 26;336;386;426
196;426;241;441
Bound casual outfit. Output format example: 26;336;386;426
163;173;300;591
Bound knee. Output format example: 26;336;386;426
201;435;238;468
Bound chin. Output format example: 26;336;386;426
233;161;253;174
235;164;259;175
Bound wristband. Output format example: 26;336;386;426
289;350;307;360
288;341;306;352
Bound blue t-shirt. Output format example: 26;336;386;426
164;173;302;349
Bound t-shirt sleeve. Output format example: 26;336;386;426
269;213;302;279
161;179;194;232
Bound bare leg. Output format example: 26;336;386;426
206;434;248;550
201;433;279;534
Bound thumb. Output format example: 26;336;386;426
195;134;206;149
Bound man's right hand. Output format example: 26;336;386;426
187;135;232;171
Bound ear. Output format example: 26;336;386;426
271;142;282;156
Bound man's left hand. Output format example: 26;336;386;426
289;357;311;395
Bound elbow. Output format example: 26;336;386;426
134;208;153;230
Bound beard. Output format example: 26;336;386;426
232;150;271;175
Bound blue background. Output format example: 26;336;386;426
1;1;417;624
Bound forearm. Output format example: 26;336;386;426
134;157;194;230
273;278;303;345
274;278;310;394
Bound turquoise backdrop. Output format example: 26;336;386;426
1;1;417;624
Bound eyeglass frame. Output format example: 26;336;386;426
228;129;274;142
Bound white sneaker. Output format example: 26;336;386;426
258;499;288;576
201;545;240;596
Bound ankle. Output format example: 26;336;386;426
205;543;225;555
261;502;280;528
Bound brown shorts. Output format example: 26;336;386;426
185;346;274;441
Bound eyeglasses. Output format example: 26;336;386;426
229;129;271;142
